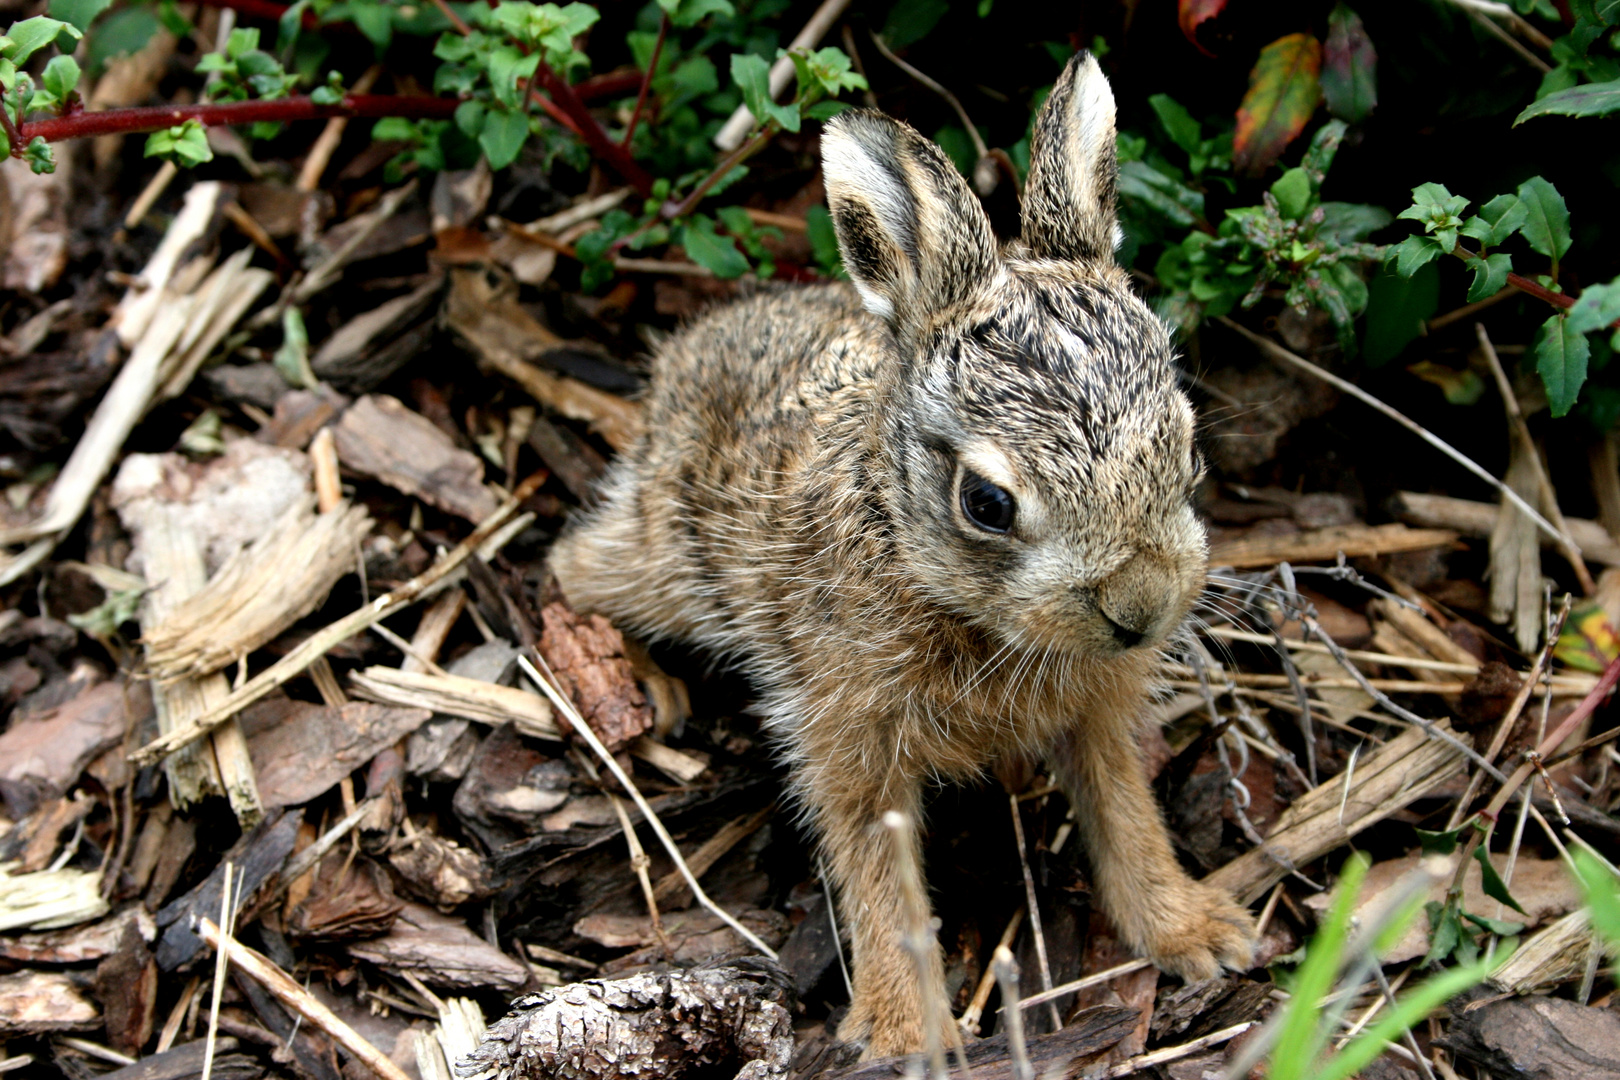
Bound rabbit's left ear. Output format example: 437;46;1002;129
1021;52;1120;264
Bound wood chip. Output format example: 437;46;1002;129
0;865;110;933
243;699;432;809
539;602;653;752
349;666;559;740
334;394;498;522
0;906;155;963
1439;990;1620;1079
348;902;528;992
0;970;99;1033
0;679;139;817
1207;522;1458;569
828;1004;1140;1080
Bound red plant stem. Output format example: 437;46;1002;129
575;70;645;102
194;0;320;28
621;13;667;149
1507;270;1574;310
19;94;460;143
536;61;653;195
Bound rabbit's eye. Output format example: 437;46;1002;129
959;471;1015;533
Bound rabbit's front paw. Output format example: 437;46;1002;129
1138;881;1258;982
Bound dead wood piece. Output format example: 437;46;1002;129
387;830;493;910
651;805;771;909
1491;443;1548;652
459;959;795;1080
0;905;155;963
1204;720;1471;903
153;809;302;971
539;602;653;752
256;386;349;450
1207;522;1458;569
579;908;791;973
243;699;432;809
0;678;140;817
445;266;644;451
334;393;498;522
94;1038;262;1080
113;182;223;347
94;914;159;1054
0;865;110;933
348;901;528;992
350;666;559;740
2;154;70;293
313;274;444;389
1;792;95;872
1490;909;1609;995
828;1004;1139;1080
1439;990;1620;1079
405;718;482;782
142;495;373;682
526;413;608;503
1150;977;1271;1045
632;737;709;786
1393;490;1620;565
286;854;404;940
0;970;99;1033
451;723;572;849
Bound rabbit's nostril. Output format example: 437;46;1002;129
1101;613;1146;649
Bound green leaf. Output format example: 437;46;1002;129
48;0;110;33
1467;252;1512;302
1272;853;1369;1077
23;137;55;174
1322;3;1377;123
804;100;848;122
1460;194;1529;249
881;0;949;50
1517;176;1572;259
657;0;734;27
143;119;213;166
1516;77;1620;123
1415;824;1466;856
1398;181;1469;228
86;5;157;69
66;584;147;638
1317;961;1490;1080
1389;234;1443;277
273;307;316;389
1233;32;1323;176
1318;201;1391;241
1148;93;1202;155
3;16;79;64
806;203;843;278
1573;848;1620;948
351;0;393;51
40;53;78;101
1363;262;1439;366
731;52;799;133
1462;912;1526;937
1270;167;1312;220
1537;314;1591;417
487;46;541;110
1568;278;1620;337
1118;160;1206;228
680;216;750;279
479;107;529;169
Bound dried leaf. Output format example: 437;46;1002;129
1234;33;1323;176
1177;0;1226;57
1555;603;1620;673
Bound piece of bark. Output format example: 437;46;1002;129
775;892;840;1000
0;969;99;1033
202;362;289;410
348;901;528;992
153;808;302;971
526;414;608;504
460;958;795;1080
539;602;653;752
144;814;197;912
1439;990;1620;1079
94;1038;262;1080
0;349;115;454
256;386;349;450
1151;976;1272;1044
452;723;572;849
1205;720;1471;904
350;666;559;740
312;276;444;390
0;678;139;817
1490;909;1608;996
334;394;498;522
0;905;155;963
580;908;791;974
405;717;482;782
1;153;70;293
94;915;159;1054
1207;522;1458;569
387;830;493;911
0;792;95;873
242;699;432;809
286;854;404;940
828;1004;1140;1080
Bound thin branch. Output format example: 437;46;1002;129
622;14;667;149
20;94;460;144
536;60;654;195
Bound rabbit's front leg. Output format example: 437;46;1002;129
800;758;951;1059
1048;693;1257;982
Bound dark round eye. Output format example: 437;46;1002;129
959;471;1015;533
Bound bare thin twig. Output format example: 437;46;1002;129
1007;793;1062;1032
992;946;1034;1080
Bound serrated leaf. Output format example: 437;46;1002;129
1567;278;1620;337
731;52;799;133
1149;93;1202;155
1462;911;1525;937
680;216;750;278
1322;3;1376;122
1517;176;1572;259
3;16;79;64
1536;313;1590;417
1415;824;1466;856
1467;252;1512;302
1177;0;1226;57
1318;201;1391;241
479;107;528;169
1473;845;1528;914
1515;77;1620;123
1460;194;1529;248
1390;234;1443;277
1234;32;1323;175
1399;181;1469;227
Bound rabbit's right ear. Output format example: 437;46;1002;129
1021;51;1120;264
822;110;998;326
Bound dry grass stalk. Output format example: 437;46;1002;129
1205;720;1472;903
570;746;671;958
197;916;413;1080
991;946;1034;1080
155;249;274;403
200;862;238;1080
958;908;1022;1036
629;737;708;784
349;666;560;740
519;653;779;960
1392;491;1620;565
1098;1021;1254;1078
1017;959;1152;1013
1005;794;1061;1033
1208;523;1459;569
130;472;544;766
143;495;373;682
883;811;954;1080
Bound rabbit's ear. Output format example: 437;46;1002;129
822;110;997;325
1021;52;1120;264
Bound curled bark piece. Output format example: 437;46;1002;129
458;959;794;1080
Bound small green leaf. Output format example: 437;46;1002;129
1568;278;1620;337
1322;3;1377;123
731;52;799;133
3;16;79;64
66;585;147;638
23;137;55;174
1515;77;1620;123
1536;313;1591;417
1517;176;1572;260
48;0;111;33
479;107;529;169
680;215;750;279
1317;201;1391;241
1389;234;1443;277
1148;93;1202;155
1270;167;1312;219
274;307;316;389
806;203;843;278
1423;898;1462;965
1462;912;1526;937
1467;252;1512;302
1572;848;1620;948
1460;194;1529;248
1363;262;1439;366
1398;181;1469;227
657;0;734;27
1415;824;1467;857
487;46;541;109
42;53;79;100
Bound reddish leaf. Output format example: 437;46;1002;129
1177;0;1227;57
1323;3;1378;122
1234;33;1323;176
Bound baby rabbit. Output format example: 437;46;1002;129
548;52;1256;1058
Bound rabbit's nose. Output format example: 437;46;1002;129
1100;612;1146;649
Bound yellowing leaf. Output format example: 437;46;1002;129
1234;33;1323;176
1555;603;1620;674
